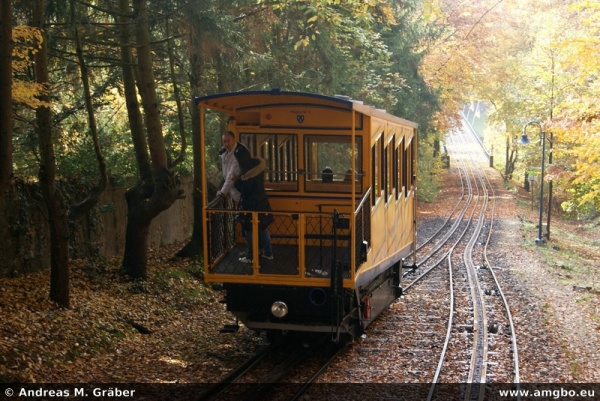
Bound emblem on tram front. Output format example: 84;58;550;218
297;115;304;124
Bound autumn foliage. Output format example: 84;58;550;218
420;0;600;216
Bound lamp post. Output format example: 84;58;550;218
517;121;549;244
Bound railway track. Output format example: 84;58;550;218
405;131;478;287
410;122;520;400
199;337;348;401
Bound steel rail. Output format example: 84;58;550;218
197;343;277;401
422;129;485;399
427;255;454;401
404;132;478;289
289;340;351;401
416;153;467;252
461;130;490;401
200;337;350;401
424;128;489;400
463;119;522;396
409;124;518;401
239;345;312;401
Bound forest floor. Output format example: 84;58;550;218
505;181;600;382
1;167;599;388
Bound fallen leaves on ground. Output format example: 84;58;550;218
0;244;266;383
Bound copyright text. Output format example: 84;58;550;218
5;387;136;398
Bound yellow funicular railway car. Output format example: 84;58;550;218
197;90;417;341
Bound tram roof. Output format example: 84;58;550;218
195;90;418;128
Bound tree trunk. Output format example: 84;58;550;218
165;17;186;168
505;135;509;178
118;0;151;181
123;186;151;280
118;0;152;277
34;0;70;308
176;102;203;257
123;168;182;279
122;0;182;279
0;1;13;195
69;0;108;221
176;11;204;258
132;0;167;172
504;135;517;181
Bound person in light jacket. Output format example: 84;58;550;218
216;131;241;202
232;145;274;263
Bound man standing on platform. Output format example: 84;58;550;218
216;130;241;203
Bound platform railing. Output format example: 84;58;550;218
204;205;352;279
354;189;371;272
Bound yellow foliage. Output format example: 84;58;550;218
12;81;50;109
12;26;43;71
551;111;600;208
11;25;49;109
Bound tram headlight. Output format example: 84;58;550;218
271;301;288;318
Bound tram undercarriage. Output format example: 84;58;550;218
223;260;403;341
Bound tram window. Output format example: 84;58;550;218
240;133;298;191
305;135;362;193
380;138;385;199
371;145;376;206
405;141;410;197
412;138;416;188
383;143;388;201
398;137;404;200
402;139;408;198
392;136;398;201
371;137;382;206
408;138;414;191
386;138;394;201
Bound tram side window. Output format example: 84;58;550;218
305;135;362;193
240;133;298;191
402;137;415;198
397;137;404;201
402;140;408;198
381;138;386;199
408;138;414;191
382;141;388;200
392;135;398;201
371;137;382;206
386;137;394;201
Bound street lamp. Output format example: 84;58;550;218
517;121;549;244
